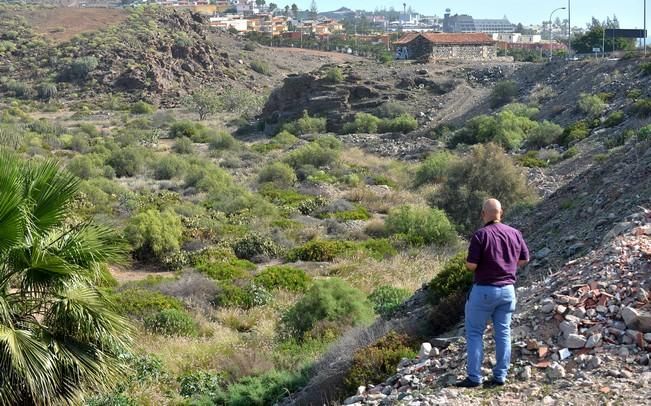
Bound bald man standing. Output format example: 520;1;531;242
455;198;529;388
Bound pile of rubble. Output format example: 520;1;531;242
343;210;651;405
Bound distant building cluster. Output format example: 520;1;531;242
442;9;514;33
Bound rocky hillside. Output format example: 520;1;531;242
0;6;350;104
342;210;651;405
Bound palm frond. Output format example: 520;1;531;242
24;159;80;236
53;223;128;269
0;150;25;254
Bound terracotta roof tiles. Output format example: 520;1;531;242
394;32;495;46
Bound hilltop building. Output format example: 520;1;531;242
442;9;514;33
394;32;497;60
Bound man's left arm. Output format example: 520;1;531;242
518;232;530;267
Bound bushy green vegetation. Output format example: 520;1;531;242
490;80;519;108
250;60;271;75
431;143;533;235
414;151;454;187
281;278;374;340
578;93;606;118
428;252;473;303
604;111;625;128
254;266;312;292
125;209;183;262
281;111;327;135
257;162;297;187
325;67;344;83
525;120;564;149
344;332;416;392
287;239;396;262
385;205;456;246
144;308;199;336
131;100;156;114
368;286;411;317
560;120;591;146
111;288;184;318
632;98;651;117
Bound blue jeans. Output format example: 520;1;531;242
464;284;516;383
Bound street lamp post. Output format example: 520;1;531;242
567;0;572;59
549;7;566;61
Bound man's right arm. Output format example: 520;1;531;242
518;232;530;267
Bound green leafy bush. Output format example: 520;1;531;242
632;98;651;117
178;371;225;400
254;266;312;292
578;93;606;118
368;286;410;317
225;369;307;406
208;131;237;150
250;60;271;75
111;288;183;318
374;102;407;118
233;234;281;262
284;142;339;169
604;129;635;149
36;82;58;101
379;113;418;133
107;147;146;177
431;143;533;235
196;258;255;281
214;282;271;309
153;155;187;180
144;308;198;337
325;67;344;83
131;101;156;115
184;88;222;120
449;110;538;150
281;278;374;340
281;111;327;135
273;130;299;146
169;120;203;138
257;162;297;188
525;120;564;149
559;120;590;146
429;252;473;303
67;155;102;180
562;146;579;159
490;80;519;108
64;56;99;81
344;331;416;392
342;113;382;134
414;151;454;187
5;79;31;98
604;111;625;127
173;136;194;154
640;62;651;75
125;209;183;261
385;205;456;246
516;150;549;168
286;239;351;262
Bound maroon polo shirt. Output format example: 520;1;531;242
467;221;529;286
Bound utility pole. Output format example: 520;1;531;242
567;0;572;59
645;0;647;56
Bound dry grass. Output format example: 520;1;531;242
344;186;424;214
328;244;462;293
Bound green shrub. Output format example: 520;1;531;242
225;369;307;406
342;113;382;134
169;120;203;138
627;89;643;100
640;62;651;75
578;93;606;118
111;288;183;318
490;80;519;108
273;130;298;146
374;102;407;119
144;308;198;337
379;113;418;133
326;205;371;221
178;371;226;400
196;258;255;281
243;42;257;51
257;162;297;188
516;150;548;168
173;136;194;154
5;79;31;98
208;131;237;150
385;205;456;246
344;332;416;392
632;98;651;117
281;278;374;340
526;120;564;149
604;111;625;128
604;129;635;149
254;266;312;292
368;286;411;317
131;101;156;115
285;142;339;169
355;239;397;260
429;252;473;303
214;281;271;309
153;155;187;180
431;143;533;235
250;60;270;75
325;67;344;83
86;393;137;406
414;151;454;187
233;234;281;262
107;147;146;177
65;56;99;80
184;88;222;120
559;120;590;146
67;155;102;180
449;110;538;150
36;82;58;101
282;111;327;135
562;146;579;159
125;209;183;261
286;239;351;262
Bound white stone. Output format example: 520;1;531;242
565;333;587;349
621;306;639;328
356;386;366;396
418;342;432;359
560;320;578;336
585;333;602;349
559;348;571;360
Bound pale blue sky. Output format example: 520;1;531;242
296;0;649;29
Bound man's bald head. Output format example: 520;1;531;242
482;198;503;223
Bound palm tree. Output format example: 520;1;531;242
0;151;131;405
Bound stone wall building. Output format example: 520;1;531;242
394;32;498;61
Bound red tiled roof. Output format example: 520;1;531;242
394;32;495;46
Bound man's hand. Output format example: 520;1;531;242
517;260;529;267
466;262;478;272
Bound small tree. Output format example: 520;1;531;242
125;209;183;261
184;88;222;120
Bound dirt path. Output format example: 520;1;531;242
267;47;364;63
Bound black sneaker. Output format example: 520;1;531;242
482;378;505;388
454;377;481;388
